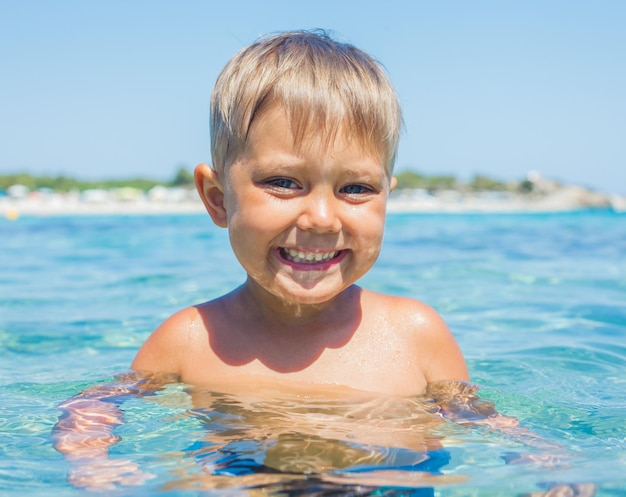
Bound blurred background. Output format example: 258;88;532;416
1;0;625;194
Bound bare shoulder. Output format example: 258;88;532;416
360;289;469;383
360;289;445;331
131;305;208;375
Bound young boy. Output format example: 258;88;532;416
56;32;579;492
131;30;468;394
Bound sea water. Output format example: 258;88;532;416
1;210;625;496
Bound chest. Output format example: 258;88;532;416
181;323;425;395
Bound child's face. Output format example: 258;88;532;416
220;105;395;306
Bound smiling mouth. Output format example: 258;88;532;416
279;248;343;264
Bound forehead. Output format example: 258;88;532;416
243;104;387;171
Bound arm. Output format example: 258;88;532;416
52;371;176;457
409;301;469;384
425;380;561;451
410;305;557;449
426;381;594;495
51;371;176;490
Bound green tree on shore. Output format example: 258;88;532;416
1;167;522;194
0;167;196;192
169;166;194;187
394;170;457;191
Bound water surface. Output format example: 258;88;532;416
1;210;625;495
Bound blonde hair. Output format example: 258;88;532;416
210;30;402;174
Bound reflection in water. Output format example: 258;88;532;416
55;376;583;495
162;382;461;494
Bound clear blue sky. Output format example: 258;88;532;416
1;0;625;193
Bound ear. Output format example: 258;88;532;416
389;176;398;192
195;164;228;227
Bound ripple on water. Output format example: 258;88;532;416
2;212;626;494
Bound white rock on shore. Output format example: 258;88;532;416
387;186;619;213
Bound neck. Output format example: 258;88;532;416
211;280;363;374
233;278;360;331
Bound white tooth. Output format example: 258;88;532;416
283;248;339;263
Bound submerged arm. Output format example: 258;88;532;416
52;371;175;457
425;380;560;451
53;391;125;460
426;381;596;495
51;371;177;489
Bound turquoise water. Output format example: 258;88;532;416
1;210;625;495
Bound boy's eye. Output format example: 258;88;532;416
340;184;373;195
267;177;298;189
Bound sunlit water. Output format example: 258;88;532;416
1;210;625;496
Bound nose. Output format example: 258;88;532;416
296;190;342;233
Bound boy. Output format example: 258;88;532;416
131;30;469;394
53;30;472;490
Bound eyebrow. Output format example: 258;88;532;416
252;152;388;181
338;163;387;180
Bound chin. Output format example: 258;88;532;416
275;285;345;307
281;292;335;307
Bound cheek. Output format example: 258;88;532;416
227;214;260;252
225;191;263;231
228;203;278;237
350;215;386;259
226;203;280;263
359;231;385;260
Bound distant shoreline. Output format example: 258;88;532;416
387;187;625;214
1;197;206;218
2;187;624;219
4;170;626;219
